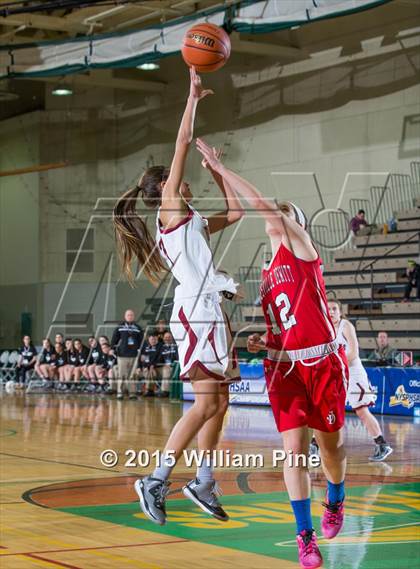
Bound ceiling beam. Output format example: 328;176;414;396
0;14;96;34
231;33;306;60
30;70;166;93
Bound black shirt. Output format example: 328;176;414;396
160;343;178;365
111;321;144;358
52;351;67;367
99;353;117;371
141;343;163;368
88;345;102;365
76;347;90;366
19;345;37;366
39;348;56;365
67;350;78;366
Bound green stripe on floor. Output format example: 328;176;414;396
59;482;420;568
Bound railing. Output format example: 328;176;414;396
410;161;420;196
357;230;420;309
310;224;334;264
311;165;419;260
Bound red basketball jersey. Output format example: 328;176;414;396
260;243;336;352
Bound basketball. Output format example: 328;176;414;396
181;23;231;73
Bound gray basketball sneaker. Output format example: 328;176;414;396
369;443;393;462
134;476;170;525
182;478;228;522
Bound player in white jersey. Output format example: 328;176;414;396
327;299;393;462
113;67;244;525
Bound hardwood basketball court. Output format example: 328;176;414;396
1;393;418;568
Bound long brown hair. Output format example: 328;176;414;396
113;166;170;286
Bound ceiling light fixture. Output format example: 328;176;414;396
52;85;73;96
138;62;160;71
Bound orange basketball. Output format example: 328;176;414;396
181;23;231;73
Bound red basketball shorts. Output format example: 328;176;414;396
264;347;349;433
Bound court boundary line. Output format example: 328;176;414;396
0;452;118;473
0;538;190;557
25;553;83;569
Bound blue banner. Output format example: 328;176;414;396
182;363;420;417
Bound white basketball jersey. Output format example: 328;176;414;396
156;206;237;299
336;319;348;349
336;318;364;372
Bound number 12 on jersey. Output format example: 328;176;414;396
267;292;297;334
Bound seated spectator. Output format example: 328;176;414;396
85;336;102;387
350;209;368;235
73;339;89;390
139;332;163;397
156;319;169;343
15;335;37;387
51;342;67;386
403;259;420;302
96;343;117;393
349;210;379;247
367;331;397;365
35;338;56;385
55;333;64;346
98;335;111;348
62;338;77;391
158;331;178;398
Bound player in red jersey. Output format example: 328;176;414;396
197;138;348;569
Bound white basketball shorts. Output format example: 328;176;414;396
346;364;377;409
170;291;240;383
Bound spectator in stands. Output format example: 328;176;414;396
51;342;67;385
62;338;77;390
16;335;37;387
73;339;89;390
99;335;111;347
350;209;368;235
367;331;397;364
139;331;163;397
85;336;102;388
111;309;144;400
55;333;64;346
349;209;379;247
35;338;56;385
403;259;420;302
156;319;169;343
97;343;117;393
158;331;178;398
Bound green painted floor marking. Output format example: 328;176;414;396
59;482;420;569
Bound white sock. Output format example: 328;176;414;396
152;452;175;481
196;458;214;483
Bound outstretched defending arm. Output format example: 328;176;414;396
196;138;316;259
200;145;244;233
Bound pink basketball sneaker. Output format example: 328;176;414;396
296;529;323;569
321;495;344;539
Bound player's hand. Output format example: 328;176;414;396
247;333;266;353
196;138;222;171
189;67;214;101
201;147;222;170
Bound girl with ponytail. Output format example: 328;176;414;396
114;68;244;526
